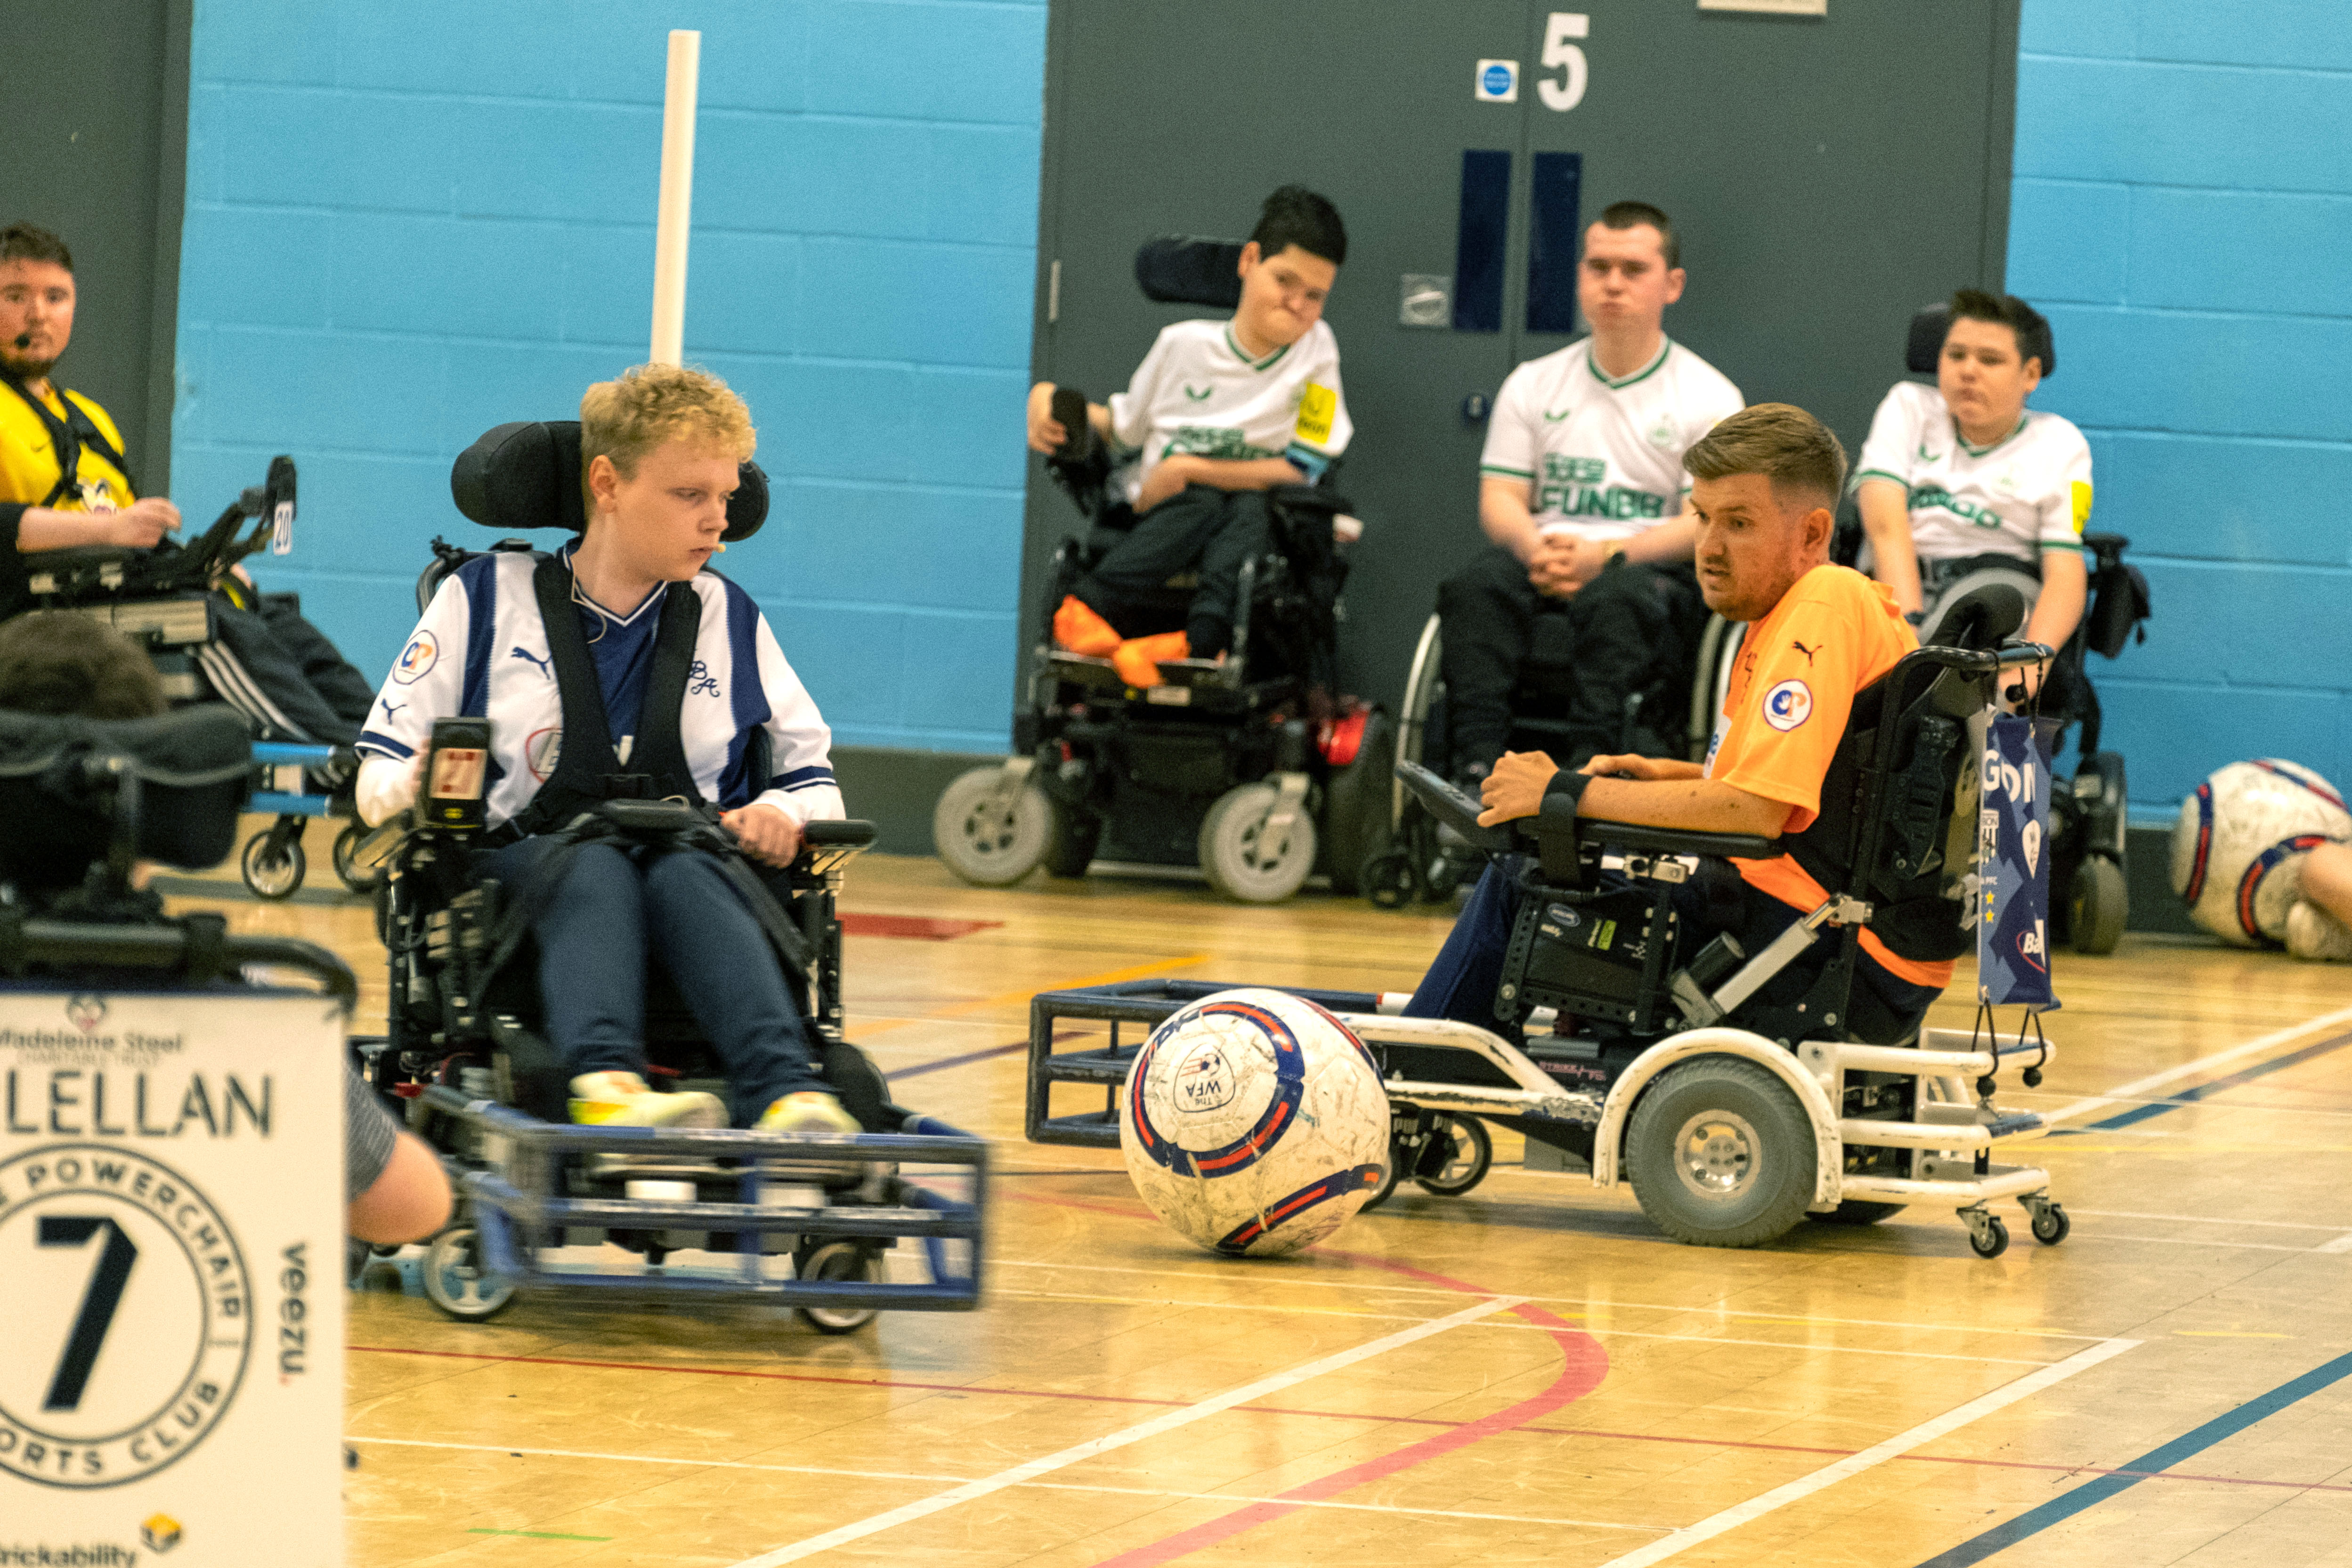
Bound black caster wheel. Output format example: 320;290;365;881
241;830;306;900
1413;1115;1493;1197
333;821;388;893
1966;1213;2011;1259
1361;1140;1406;1211
2030;1202;2070;1246
794;1239;880;1334
1362;849;1414;910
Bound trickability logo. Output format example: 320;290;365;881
0;1544;143;1564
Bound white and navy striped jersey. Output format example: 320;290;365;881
354;543;842;830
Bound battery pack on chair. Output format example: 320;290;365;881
418;717;491;834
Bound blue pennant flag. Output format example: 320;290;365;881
1979;714;2059;1010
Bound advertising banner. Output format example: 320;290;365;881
1979;714;2058;1010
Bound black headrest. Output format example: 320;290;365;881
1919;573;2033;653
1906;301;2056;378
449;421;770;542
0;708;253;886
1135;236;1245;309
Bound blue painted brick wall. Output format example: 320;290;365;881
173;0;1045;754
2010;0;2352;814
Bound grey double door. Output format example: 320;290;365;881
1022;0;2019;708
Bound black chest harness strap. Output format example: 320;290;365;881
503;552;705;839
0;372;136;508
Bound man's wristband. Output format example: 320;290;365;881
1542;768;1591;817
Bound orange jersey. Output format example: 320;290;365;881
1705;564;1954;989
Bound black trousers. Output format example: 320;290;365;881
1436;547;1697;773
206;593;372;747
1072;485;1272;658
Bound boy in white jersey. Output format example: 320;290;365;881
1025;187;1350;687
1439;202;1743;775
1853;288;2090;697
354;365;860;1139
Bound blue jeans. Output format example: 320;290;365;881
481;838;826;1125
1406;856;1944;1045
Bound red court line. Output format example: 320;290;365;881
349;1345;2352;1498
1086;1251;1611;1567
839;913;1003;941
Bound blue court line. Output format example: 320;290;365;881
2050;1029;2352;1133
1913;1347;2352;1567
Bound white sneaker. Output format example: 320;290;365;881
568;1071;726;1129
756;1091;861;1137
2286;901;2352;963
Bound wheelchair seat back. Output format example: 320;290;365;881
0;707;252;892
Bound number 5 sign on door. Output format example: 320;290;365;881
1540;12;1589;112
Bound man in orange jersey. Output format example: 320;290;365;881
1406;402;1954;1047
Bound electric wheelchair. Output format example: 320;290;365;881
15;455;377;900
1028;587;2073;1259
933;235;1394;904
353;420;987;1335
1830;301;2151;955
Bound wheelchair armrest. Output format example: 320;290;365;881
1266;484;1354;514
803;819;877;851
1395;761;1514;853
1572;818;1784;861
31;544;140;570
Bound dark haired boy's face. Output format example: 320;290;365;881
1234;243;1336;350
1938;316;2040;439
1578;223;1682;336
0;260;74;379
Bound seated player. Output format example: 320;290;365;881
1438;202;1743;778
0;609;452;1242
1025;186;1349;687
0;221;374;746
353;363;860;1137
1408;403;1955;1046
1852;288;2088;699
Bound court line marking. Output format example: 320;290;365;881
990;1288;2060;1366
2047;1003;2352;1124
1590;1336;2140;1568
724;1294;1525;1566
2078;1029;2352;1131
345;1436;1663;1534
1911;1345;2352;1568
989;1256;2116;1341
2063;1207;2352;1232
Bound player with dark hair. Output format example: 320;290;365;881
1853;286;2089;698
1025;185;1351;685
1437;200;1744;776
1410;403;1954;1046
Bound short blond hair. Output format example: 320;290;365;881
1684;402;1847;511
579;363;756;519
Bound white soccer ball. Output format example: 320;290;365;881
2170;759;2352;946
1119;987;1390;1257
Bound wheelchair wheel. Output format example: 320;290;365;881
1361;848;1415;910
2069;856;2127;956
1625;1058;1816;1248
332;821;388;894
933;766;1051;886
1043;801;1102;879
1361;1145;1404;1211
1200;781;1317;904
793;1239;879;1334
422;1223;519;1322
241;830;307;900
1414;1115;1492;1197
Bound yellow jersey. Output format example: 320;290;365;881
0;379;135;512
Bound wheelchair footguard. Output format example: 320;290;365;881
409;1088;987;1333
1025;978;2063;1259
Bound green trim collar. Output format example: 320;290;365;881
1587;336;1671;391
1955;413;2028;458
1223;323;1291;373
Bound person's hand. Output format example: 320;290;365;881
1581;752;1673;781
1134;455;1200;514
1026;382;1069;454
1527;536;1604;599
356;755;425;827
722;802;803;866
106;496;179;549
1477;749;1560;827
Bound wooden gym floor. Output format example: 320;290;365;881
167;819;2352;1567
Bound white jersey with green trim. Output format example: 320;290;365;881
1853;381;2092;562
1104;318;1350;504
1478;336;1743;543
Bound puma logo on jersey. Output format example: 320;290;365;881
377;697;405;723
1790;639;1820;666
1183;383;1213;401
511;645;553;678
